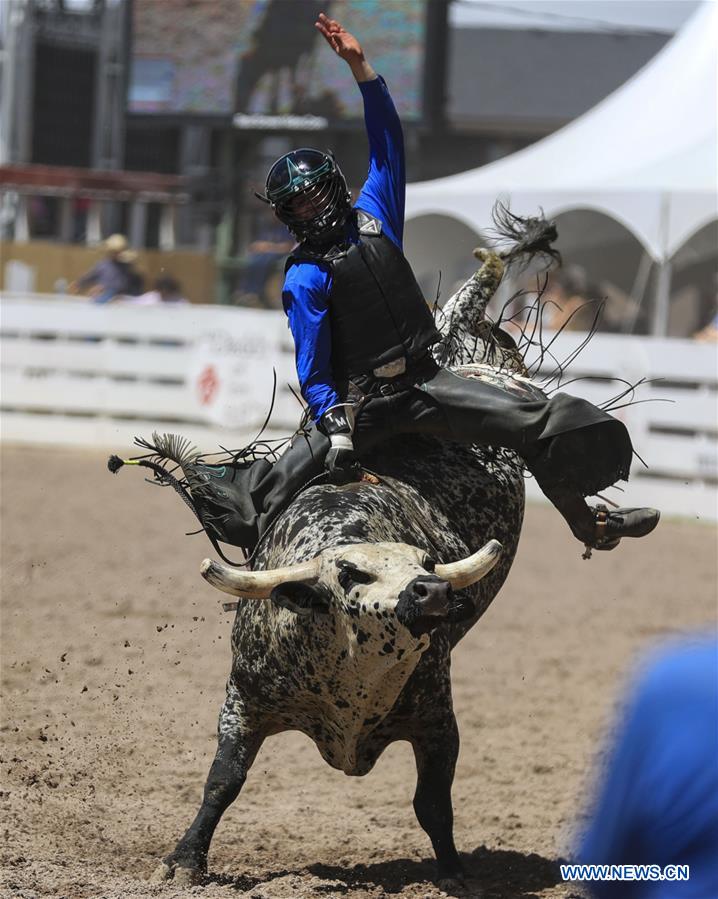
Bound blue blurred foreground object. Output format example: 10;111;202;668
579;634;718;897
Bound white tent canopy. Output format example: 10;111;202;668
406;1;718;262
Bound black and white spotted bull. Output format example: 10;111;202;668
153;246;530;888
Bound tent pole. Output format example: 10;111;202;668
624;251;653;334
651;193;673;336
651;260;672;336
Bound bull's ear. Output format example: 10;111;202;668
270;581;329;617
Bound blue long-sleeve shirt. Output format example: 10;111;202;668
282;75;406;422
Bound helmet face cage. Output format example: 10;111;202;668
264;148;352;241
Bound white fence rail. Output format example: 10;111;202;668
522;332;718;522
0;295;299;450
2;294;716;521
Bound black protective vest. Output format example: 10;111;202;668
286;210;441;379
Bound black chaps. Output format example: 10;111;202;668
193;358;633;553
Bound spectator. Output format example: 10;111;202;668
544;265;600;332
577;634;718;898
693;296;718;342
70;234;144;303
236;212;294;308
668;285;705;337
694;312;718;342
596;279;640;333
125;275;189;306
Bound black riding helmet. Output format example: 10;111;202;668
257;148;352;242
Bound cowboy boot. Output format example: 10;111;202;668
588;504;660;551
543;488;659;553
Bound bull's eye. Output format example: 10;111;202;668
422;556;436;572
337;564;375;593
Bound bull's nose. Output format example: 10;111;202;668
409;576;451;616
396;576;453;637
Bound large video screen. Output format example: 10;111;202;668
129;0;427;122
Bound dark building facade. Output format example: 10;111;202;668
1;0;671;302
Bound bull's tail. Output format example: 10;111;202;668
433;202;559;370
491;201;561;270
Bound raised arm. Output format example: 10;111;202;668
315;11;376;83
315;11;405;248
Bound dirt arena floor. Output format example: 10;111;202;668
1;444;716;899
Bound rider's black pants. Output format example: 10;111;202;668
217;361;632;551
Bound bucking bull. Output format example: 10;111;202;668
129;242;543;888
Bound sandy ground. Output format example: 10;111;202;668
1;444;716;899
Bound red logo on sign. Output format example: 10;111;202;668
197;364;219;406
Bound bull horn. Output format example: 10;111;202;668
435;539;503;589
200;557;320;599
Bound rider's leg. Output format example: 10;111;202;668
253;427;329;539
536;484;659;548
185;426;330;552
187;393;414;553
404;368;659;549
525;423;660;548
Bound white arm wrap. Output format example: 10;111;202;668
329;433;354;450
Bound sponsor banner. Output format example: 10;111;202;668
189;325;284;430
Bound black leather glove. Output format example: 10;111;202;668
319;405;361;484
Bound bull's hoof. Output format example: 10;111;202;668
437;877;479;897
437;875;462;889
150;861;204;885
436;869;479;897
174;866;204;886
150;862;173;883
